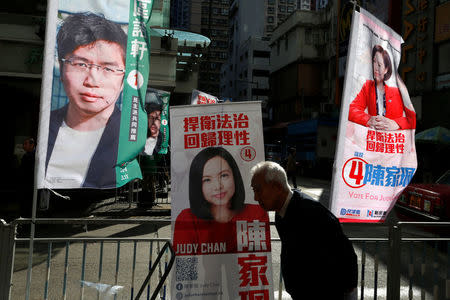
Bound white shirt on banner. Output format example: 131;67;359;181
45;121;105;188
143;137;157;155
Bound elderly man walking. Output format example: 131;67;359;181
250;161;358;300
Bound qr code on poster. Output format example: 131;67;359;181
176;257;198;281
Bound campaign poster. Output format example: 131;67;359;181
142;88;170;156
170;102;274;299
36;0;153;189
191;89;219;105
330;8;417;222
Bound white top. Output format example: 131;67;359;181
143;137;157;155
45;121;105;188
376;86;385;116
278;189;293;218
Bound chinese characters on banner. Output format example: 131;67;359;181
171;102;274;299
330;8;418;222
36;0;152;190
191;89;219;105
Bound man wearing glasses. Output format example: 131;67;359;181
143;102;163;156
45;13;127;188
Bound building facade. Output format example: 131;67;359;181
171;0;230;97
220;0;312;113
269;6;335;123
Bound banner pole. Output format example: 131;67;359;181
25;0;58;297
25;188;38;300
329;1;360;214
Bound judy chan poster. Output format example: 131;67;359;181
170;102;274;299
36;0;153;190
330;8;417;223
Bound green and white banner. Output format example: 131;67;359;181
142;88;170;156
36;0;153;189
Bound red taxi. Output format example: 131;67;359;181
396;170;450;220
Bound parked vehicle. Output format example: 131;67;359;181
396;170;450;220
264;143;283;164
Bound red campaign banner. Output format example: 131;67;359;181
330;8;417;223
191;89;219;105
170;102;274;299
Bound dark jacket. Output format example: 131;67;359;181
45;105;120;188
275;190;358;299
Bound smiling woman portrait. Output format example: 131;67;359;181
348;44;416;131
172;147;269;255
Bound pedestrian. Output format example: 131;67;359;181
286;147;297;188
250;161;358;300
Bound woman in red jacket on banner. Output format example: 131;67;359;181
173;147;269;256
348;44;416;131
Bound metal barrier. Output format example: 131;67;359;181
1;219;449;300
386;222;450;300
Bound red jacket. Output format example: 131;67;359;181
173;204;270;255
348;80;416;129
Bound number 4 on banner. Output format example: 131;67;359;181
342;157;367;188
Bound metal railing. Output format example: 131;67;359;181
1;219;449;300
2;218;174;300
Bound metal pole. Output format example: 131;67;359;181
26;0;59;297
387;224;402;300
25;188;38;300
0;220;16;300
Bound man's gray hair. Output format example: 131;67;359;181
250;161;290;191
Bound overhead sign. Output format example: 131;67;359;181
330;8;418;222
191;89;219;105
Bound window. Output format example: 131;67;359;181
267;16;274;23
268;7;275;14
287;6;294;12
268;0;275;5
253;50;270;58
313;31;320;44
279;5;286;12
253;69;270;77
219;52;228;59
305;28;312;44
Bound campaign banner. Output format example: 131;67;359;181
36;0;153;189
142;88;170;156
170;102;274;299
191;89;219;105
330;8;417;222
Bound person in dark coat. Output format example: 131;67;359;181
250;161;358;300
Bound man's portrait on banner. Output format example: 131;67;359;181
45;12;127;188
